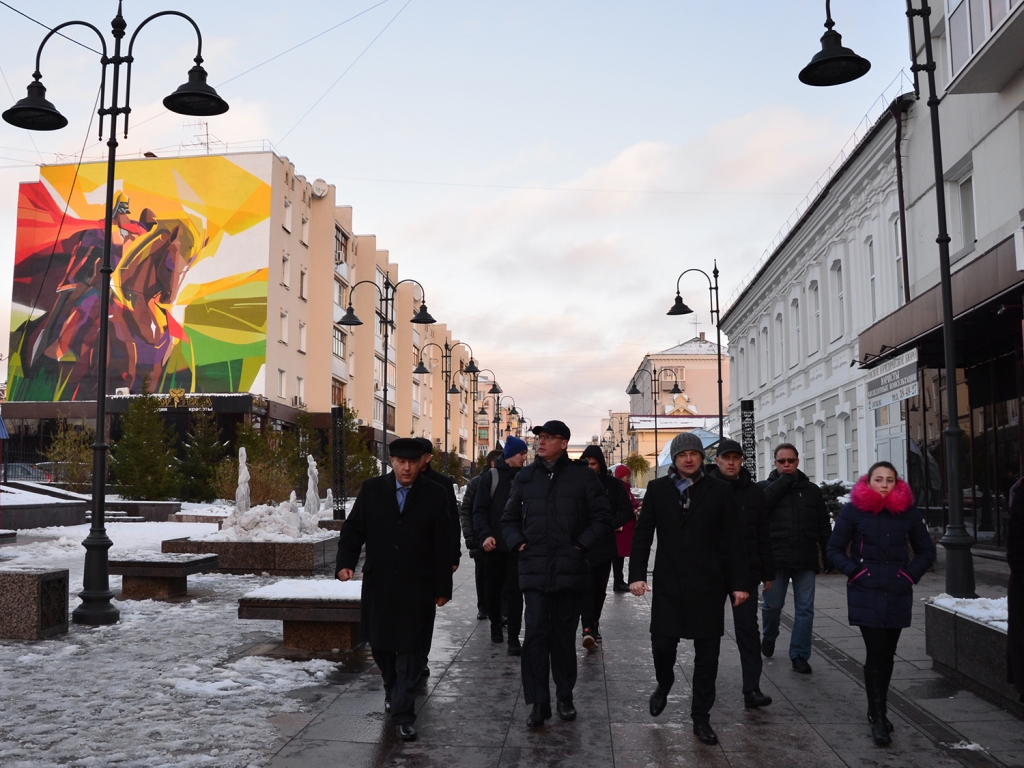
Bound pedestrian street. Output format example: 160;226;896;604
267;548;1022;768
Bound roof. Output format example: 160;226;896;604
656;336;726;356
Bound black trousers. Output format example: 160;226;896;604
731;591;763;693
485;550;523;635
521;589;583;705
652;633;721;723
860;626;902;680
581;560;612;630
612;556;627;585
472;551;488;613
372;649;422;725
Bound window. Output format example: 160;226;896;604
386;404;396;431
300;216;310;245
948;0;1009;76
283;199;293;232
281;251;290;287
277;369;287;398
738;349;746;395
331;379;344;406
868;239;877;321
334;227;347;264
333;279;344;306
299;268;308;300
759;327;769;385
374;356;386;389
373;398;384;425
296;376;305;403
774;314;784;378
790;299;800;368
279;309;288;344
958;175;976;251
333;327;345;358
748;339;757;392
298;321;307;353
894;218;905;306
809;281;821;353
831;263;844;340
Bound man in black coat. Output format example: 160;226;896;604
501;420;612;728
579;444;637;650
474;436;529;654
414;437;463;571
629;431;749;747
708;439;775;708
337;438;453;742
758;442;832;674
461;449;504;622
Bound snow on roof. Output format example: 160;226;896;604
657;336;726;356
243;579;363;601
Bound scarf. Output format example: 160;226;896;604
670;465;703;509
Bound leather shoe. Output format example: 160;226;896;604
791;656;812;674
556;699;577;721
507;636;522;656
476;611;488;620
693;721;718;745
744;690;772;708
491;626;504;643
527;702;551;728
421;666;430;678
867;711;895;733
397;724;417;741
761;637;775;657
384;698;391;713
582;628;597;650
649;686;668;717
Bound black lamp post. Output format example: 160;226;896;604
475;371;502;450
414;341;478;466
497;396;519;446
628;366;681;479
3;3;229;627
337;277;435;472
798;0;974;598
668;262;724;438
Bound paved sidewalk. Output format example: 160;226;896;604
267;550;1022;767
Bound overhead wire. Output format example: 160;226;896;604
0;1;103;55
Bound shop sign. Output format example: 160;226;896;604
866;348;919;410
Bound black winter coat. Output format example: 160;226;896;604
336;473;454;654
501;452;612;593
460;474;483;555
628;473;749;639
586;473;638;566
421;465;462;567
707;465;775;588
473;457;520;553
826;478;935;629
759;469;831;573
1008;478;1024;697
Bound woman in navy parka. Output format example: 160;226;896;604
827;461;936;747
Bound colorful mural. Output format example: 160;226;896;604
7;155;271;401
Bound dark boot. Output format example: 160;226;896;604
867;661;895;733
864;667;892;746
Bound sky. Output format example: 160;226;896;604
0;0;912;442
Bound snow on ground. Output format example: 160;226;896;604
929;594;1009;631
0;523;340;767
0;486;72;506
244;579;363;601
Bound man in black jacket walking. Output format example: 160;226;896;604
708;439;775;708
414;437;463;572
758;442;832;674
474;436;529;654
501;420;611;728
461;449;504;622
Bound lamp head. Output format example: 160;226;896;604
3;78;67;131
163;64;230;116
627;382;641;396
798;14;871;86
337;304;363;326
488;381;502;395
413;360;430;375
667;294;693;316
447;383;460;395
478;405;487;416
411;302;436;324
463;357;480;374
670;382;682;395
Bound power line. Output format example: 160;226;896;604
278;0;414;145
0;1;103;55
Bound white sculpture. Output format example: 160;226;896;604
235;446;250;513
323;488;334;514
305;454;319;517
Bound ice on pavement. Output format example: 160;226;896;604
929;594;1009;632
244;579;362;601
0;522;340;767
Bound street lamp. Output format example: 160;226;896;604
798;0;872;86
2;3;229;627
337;277;435;472
497;396;518;446
668;262;724;438
798;0;974;598
414;341;478;467
627;366;681;478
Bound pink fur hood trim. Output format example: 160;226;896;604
850;477;915;514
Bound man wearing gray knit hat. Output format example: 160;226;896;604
628;430;749;747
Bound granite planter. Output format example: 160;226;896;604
161;534;339;577
0;567;69;640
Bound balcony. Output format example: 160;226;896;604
334;260;349;282
331;357;347;379
948;2;1024;93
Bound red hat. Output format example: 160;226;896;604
613;464;631;480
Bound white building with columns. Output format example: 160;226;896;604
720;95;913;484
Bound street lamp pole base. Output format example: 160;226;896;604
72;591;121;625
939;526;977;599
71;532;120;625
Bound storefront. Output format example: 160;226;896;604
859;235;1023;552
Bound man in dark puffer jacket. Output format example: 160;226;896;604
501;420;611;728
757;442;832;674
461;449;504;621
708;439;775;708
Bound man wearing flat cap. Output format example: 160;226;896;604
501;420;612;728
337;437;453;742
629;431;749;747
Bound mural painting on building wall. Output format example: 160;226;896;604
7;155;271;401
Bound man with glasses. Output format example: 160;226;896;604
502;420;612;728
758;443;831;674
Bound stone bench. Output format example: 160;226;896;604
0;530;17;542
0;567;69;640
109;553;219;599
238;579;363;653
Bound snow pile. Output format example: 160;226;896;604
929;594;1008;631
244;579;362;601
202;497;334;543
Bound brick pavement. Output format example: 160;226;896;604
267;549;1022;767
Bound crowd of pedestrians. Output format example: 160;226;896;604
337;419;942;747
